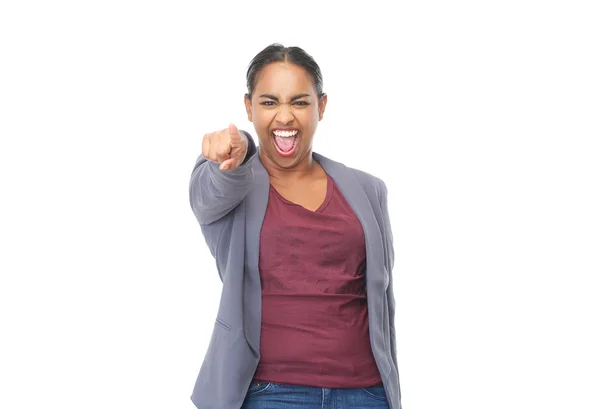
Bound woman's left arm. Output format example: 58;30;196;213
378;178;399;374
378;178;395;272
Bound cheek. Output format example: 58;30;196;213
254;111;274;125
253;115;272;140
301;111;320;127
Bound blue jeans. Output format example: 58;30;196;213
241;382;390;409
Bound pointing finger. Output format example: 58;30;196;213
202;134;210;159
228;123;241;141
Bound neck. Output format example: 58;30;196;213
259;146;320;183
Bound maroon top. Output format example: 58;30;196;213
252;173;383;388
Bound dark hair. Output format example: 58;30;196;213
245;43;325;100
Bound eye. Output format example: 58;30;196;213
260;101;276;106
293;101;309;106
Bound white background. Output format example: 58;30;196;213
1;1;598;408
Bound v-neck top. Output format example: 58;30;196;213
254;173;382;388
269;174;334;213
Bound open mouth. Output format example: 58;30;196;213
272;129;299;157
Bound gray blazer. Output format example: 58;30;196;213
188;131;402;409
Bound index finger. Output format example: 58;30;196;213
228;123;241;141
202;134;210;159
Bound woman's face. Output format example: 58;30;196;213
245;61;327;169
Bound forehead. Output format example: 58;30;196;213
254;62;316;96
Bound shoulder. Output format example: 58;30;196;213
348;166;387;202
315;152;388;201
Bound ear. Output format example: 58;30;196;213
318;93;328;121
244;94;252;122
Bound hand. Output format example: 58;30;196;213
202;123;249;171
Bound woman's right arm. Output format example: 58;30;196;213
189;125;258;226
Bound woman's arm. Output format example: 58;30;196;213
189;130;257;226
379;178;399;373
379;178;395;271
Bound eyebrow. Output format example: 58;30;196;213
258;93;311;101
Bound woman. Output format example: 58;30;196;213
189;44;401;409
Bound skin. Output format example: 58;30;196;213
243;61;329;211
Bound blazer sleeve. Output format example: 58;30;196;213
189;130;258;226
378;178;399;373
378;178;395;271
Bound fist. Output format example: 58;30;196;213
202;123;249;171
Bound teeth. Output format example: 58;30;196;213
273;130;298;138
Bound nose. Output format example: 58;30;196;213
275;103;294;124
